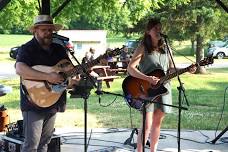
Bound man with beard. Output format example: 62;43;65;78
15;15;69;152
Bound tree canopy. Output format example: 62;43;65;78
0;0;197;34
0;0;226;43
0;0;227;74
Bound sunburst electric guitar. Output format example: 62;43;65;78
22;47;123;108
122;57;214;110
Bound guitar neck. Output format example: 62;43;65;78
161;65;192;83
160;56;213;83
67;55;105;77
64;47;123;78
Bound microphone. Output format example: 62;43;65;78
160;33;168;38
95;80;103;103
52;33;69;41
95;80;103;95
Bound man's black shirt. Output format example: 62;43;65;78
16;37;69;113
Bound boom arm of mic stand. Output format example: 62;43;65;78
100;90;188;110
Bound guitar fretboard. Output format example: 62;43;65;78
160;56;213;83
65;47;122;78
162;66;190;83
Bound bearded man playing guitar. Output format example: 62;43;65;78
16;14;124;152
15;15;72;152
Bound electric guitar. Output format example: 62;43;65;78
22;47;123;108
122;57;214;111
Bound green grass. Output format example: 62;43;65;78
107;37;126;48
0;34;32;62
0;34;32;48
0;50;16;63
1;70;227;130
0;34;227;130
1;34;224;64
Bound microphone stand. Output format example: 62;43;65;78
65;46;97;152
163;35;189;152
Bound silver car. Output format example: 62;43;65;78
207;45;228;59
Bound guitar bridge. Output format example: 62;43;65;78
51;80;68;93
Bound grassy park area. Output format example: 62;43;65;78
0;34;227;131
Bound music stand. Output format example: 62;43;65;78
61;42;97;152
68;75;95;151
69;76;94;99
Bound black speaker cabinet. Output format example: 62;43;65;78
2;135;61;152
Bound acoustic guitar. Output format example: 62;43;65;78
22;47;123;108
122;57;214;111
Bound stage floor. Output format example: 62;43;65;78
56;128;228;152
0;128;227;152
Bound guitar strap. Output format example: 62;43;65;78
20;77;33;103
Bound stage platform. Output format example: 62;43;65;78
0;128;227;152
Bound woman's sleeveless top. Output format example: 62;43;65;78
138;49;172;113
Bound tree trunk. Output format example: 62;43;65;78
195;34;207;74
190;38;195;56
195;16;207;74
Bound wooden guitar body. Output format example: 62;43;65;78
122;69;168;110
22;59;74;108
122;56;214;110
21;47;124;108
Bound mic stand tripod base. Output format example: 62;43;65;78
211;126;228;144
123;128;137;149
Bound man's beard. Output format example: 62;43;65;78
41;37;52;46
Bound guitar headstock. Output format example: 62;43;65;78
93;46;124;64
198;56;214;66
105;47;124;58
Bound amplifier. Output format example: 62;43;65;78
2;135;61;152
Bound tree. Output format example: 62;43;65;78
0;0;191;34
153;0;227;74
0;0;38;34
168;0;227;74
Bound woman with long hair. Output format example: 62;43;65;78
127;18;196;152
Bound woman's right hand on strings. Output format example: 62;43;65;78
146;75;160;85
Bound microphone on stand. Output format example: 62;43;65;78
52;33;69;41
160;33;168;38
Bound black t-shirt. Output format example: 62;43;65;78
16;37;69;113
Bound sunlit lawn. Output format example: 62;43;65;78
1;68;227;130
0;34;227;130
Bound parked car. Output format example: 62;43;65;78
9;35;74;59
9;46;20;59
125;39;139;54
207;45;228;59
208;40;228;48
